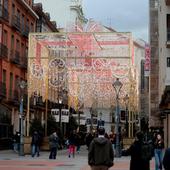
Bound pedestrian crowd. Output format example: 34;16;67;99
12;128;170;170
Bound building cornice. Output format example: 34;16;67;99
33;4;58;32
16;0;39;19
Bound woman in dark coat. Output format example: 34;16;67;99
163;148;170;170
127;131;150;170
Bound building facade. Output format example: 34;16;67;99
0;0;38;149
149;0;163;129
0;0;60;149
154;0;170;147
49;0;87;30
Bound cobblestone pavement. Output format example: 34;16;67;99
0;147;155;170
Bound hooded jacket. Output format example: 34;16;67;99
88;136;114;167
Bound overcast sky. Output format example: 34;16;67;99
34;0;149;41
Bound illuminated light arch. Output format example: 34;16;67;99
28;32;135;110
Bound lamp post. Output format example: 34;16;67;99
112;78;123;158
19;80;27;156
59;98;63;134
123;94;129;138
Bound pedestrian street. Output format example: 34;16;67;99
0;146;155;170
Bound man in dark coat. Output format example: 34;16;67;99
88;128;114;170
127;131;150;170
163;148;170;170
31;130;41;157
49;131;59;159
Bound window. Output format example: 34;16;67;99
167;15;170;41
9;72;13;97
141;60;145;90
21;43;25;57
3;30;7;46
17;9;20;19
11;35;14;50
15;75;19;89
26;18;29;27
2;69;6;83
167;57;170;67
4;0;8;10
36;20;42;32
16;39;20;52
26;47;28;57
21;14;25;31
30;22;34;32
12;4;15;15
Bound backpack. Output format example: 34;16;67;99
141;142;153;161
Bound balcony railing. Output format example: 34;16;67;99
0;43;8;59
21;25;29;37
10;50;20;65
8;89;19;105
0;4;9;22
0;82;6;98
11;15;20;31
20;54;27;69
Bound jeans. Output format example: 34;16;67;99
13;143;19;152
31;144;40;157
154;149;163;170
49;147;57;159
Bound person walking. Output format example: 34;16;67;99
127;131;151;170
163;148;170;170
49;130;59;159
85;132;94;150
154;133;164;170
109;132;116;155
31;130;40;157
88;128;114;170
68;130;76;158
13;131;20;153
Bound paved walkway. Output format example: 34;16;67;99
0;147;155;170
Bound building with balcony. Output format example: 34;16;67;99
33;3;59;32
149;0;170;147
0;0;38;149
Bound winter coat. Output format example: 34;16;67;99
163;148;170;170
88;136;114;168
49;133;59;149
31;132;40;146
127;140;150;170
154;139;164;149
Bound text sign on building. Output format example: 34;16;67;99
61;109;69;123
144;44;151;77
51;109;60;122
80;115;86;125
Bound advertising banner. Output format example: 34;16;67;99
144;44;150;76
51;109;60;122
86;118;91;126
61;109;69;123
80;114;86;125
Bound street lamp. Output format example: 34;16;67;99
112;78;123;158
19;80;27;156
59;98;63;134
123;94;129;137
